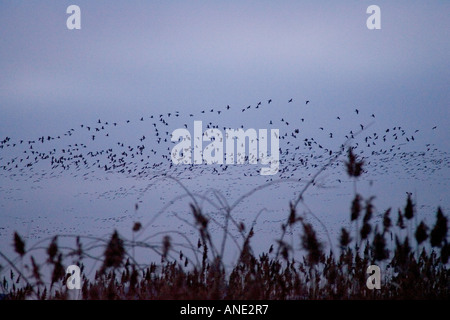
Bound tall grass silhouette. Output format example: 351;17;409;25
0;146;448;300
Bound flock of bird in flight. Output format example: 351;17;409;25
0;97;444;186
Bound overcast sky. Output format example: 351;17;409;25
0;1;449;149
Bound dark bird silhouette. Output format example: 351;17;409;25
288;98;293;103
355;109;359;114
305;100;309;105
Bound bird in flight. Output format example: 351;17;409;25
306;100;310;105
288;98;293;103
355;109;359;114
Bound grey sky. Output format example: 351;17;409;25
1;1;448;146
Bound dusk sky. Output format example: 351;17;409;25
1;1;448;144
0;1;449;262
